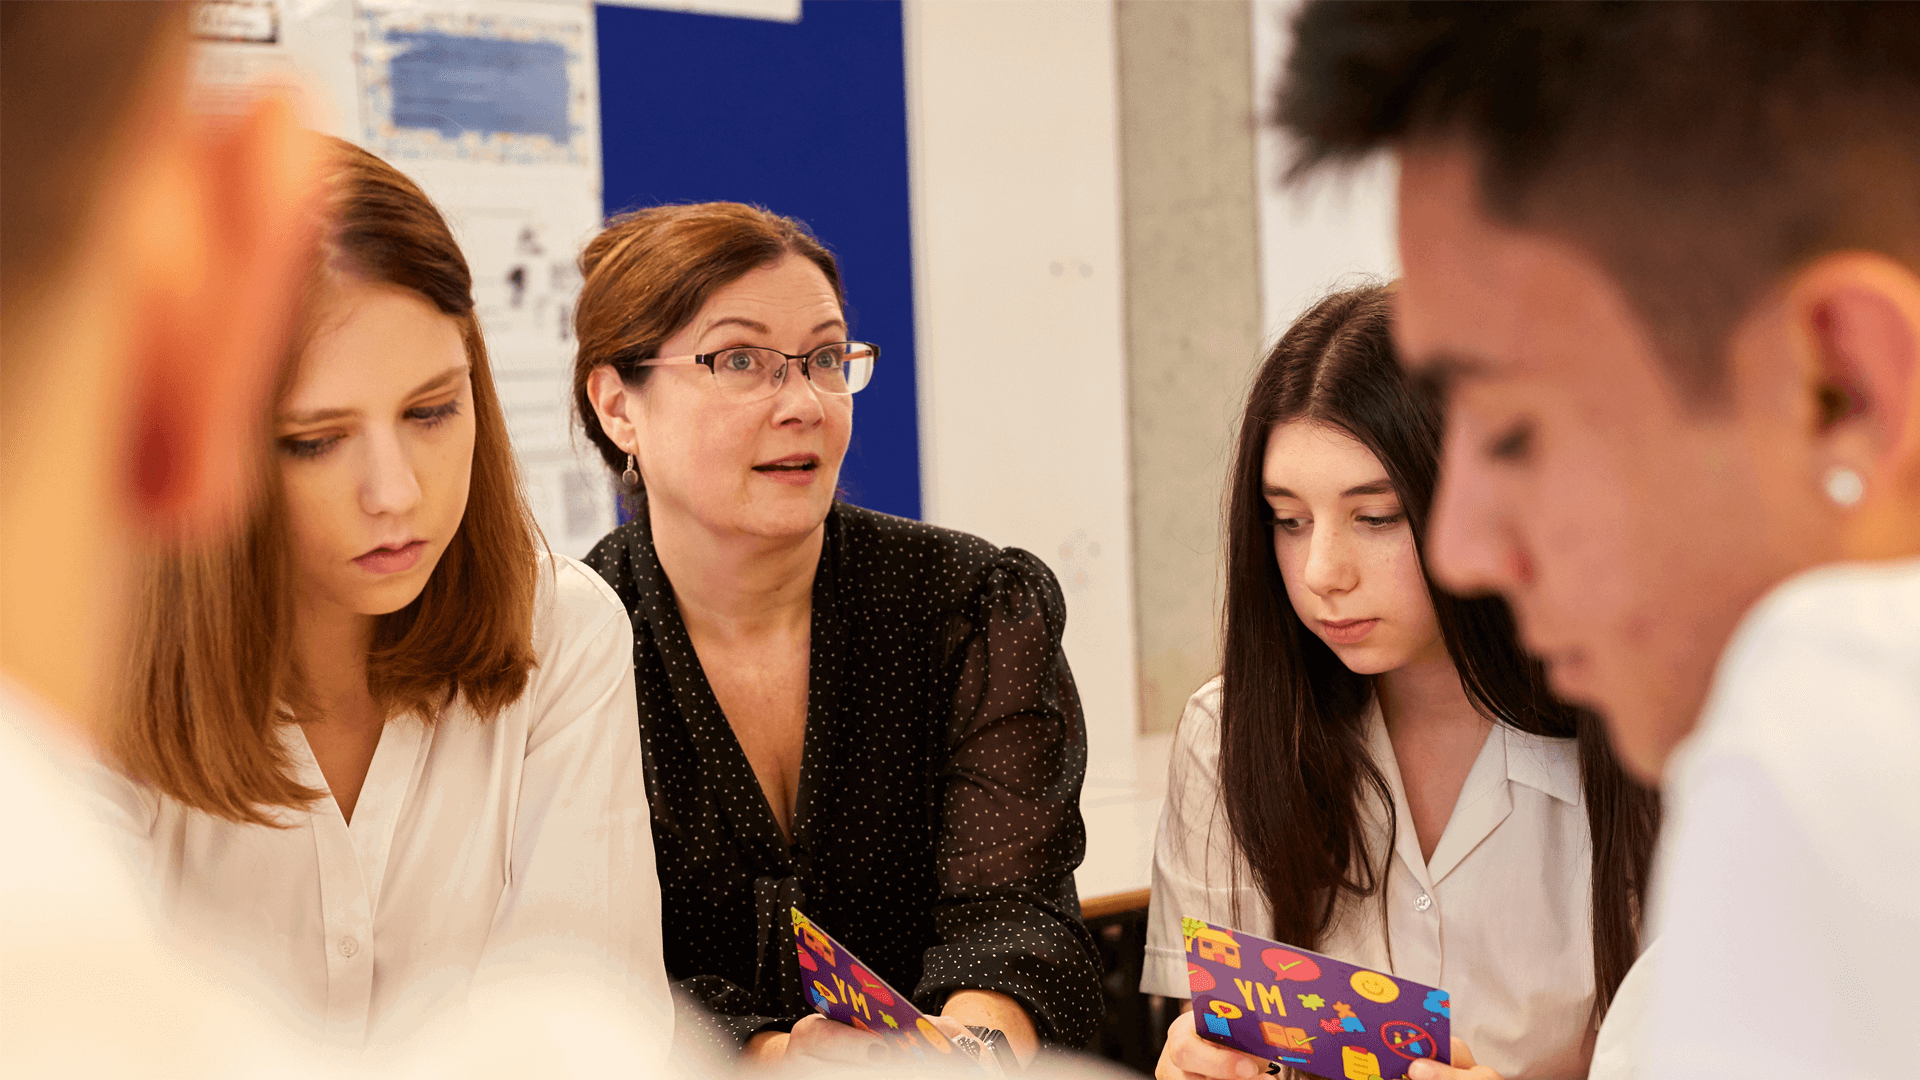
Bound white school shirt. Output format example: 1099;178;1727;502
0;678;317;1078
1587;939;1656;1080
2;674;686;1080
1640;559;1920;1080
1143;678;1598;1080
93;553;672;1059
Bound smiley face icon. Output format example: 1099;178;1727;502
1349;969;1399;1004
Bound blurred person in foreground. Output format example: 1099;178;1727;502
0;2;321;1074
0;7;670;1077
1274;3;1920;1078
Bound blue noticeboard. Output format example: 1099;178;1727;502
595;1;921;520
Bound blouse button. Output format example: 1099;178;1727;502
339;936;361;958
1413;893;1432;913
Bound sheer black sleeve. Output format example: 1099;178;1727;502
915;548;1103;1046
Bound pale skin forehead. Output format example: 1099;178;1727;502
1263;421;1398;502
281;280;468;417
682;256;845;349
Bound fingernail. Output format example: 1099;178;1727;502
866;1043;891;1065
1236;1061;1260;1079
1408;1062;1433;1080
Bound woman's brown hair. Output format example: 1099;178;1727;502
112;138;541;825
570;202;843;479
1216;284;1661;1020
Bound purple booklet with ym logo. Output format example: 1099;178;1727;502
1184;917;1451;1080
791;907;966;1064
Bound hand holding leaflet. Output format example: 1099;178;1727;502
791;907;1002;1074
1183;917;1451;1080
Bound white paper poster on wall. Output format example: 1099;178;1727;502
353;3;595;168
192;0;616;557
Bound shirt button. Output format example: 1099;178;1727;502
339;936;360;958
1414;893;1433;912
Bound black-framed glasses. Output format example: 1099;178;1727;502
630;341;879;403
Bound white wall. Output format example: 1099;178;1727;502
1251;0;1400;336
904;0;1140;786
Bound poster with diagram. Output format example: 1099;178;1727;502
353;0;613;555
353;2;594;167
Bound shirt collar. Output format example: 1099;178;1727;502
1361;700;1584;809
1499;724;1584;807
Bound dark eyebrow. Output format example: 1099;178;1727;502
405;364;469;399
705;316;771;335
280;406;354;425
1342;481;1397;497
279;364;467;425
1262;480;1398;499
703;316;848;339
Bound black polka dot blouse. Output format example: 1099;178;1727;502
583;501;1104;1055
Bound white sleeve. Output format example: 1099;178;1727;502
1587;938;1657;1080
1638;757;1856;1080
470;557;671;1042
1638;565;1920;1080
1141;682;1266;998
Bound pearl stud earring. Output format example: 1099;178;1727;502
1823;465;1865;507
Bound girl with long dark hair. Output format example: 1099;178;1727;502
1144;286;1658;1080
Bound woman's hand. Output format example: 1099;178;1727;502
744;1014;890;1069
1407;1037;1503;1080
941;988;1040;1066
747;990;1038;1070
1155;1009;1272;1080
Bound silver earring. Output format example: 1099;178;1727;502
1823;465;1865;507
622;454;639;489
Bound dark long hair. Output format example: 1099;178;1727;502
1217;284;1660;1019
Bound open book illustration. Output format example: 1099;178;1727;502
791;907;971;1065
1183;917;1451;1080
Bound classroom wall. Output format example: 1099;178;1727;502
1252;0;1400;334
1116;0;1264;737
904;0;1141;784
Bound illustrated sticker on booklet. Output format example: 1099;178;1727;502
791;907;998;1072
1183;917;1451;1080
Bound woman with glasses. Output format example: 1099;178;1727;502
573;202;1101;1068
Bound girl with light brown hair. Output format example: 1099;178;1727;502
95;138;670;1056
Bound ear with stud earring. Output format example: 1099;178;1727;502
622;453;640;489
1823;465;1865;507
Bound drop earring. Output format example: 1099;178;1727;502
1823;465;1865;507
622;453;639;489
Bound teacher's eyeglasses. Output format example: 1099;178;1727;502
628;341;879;403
